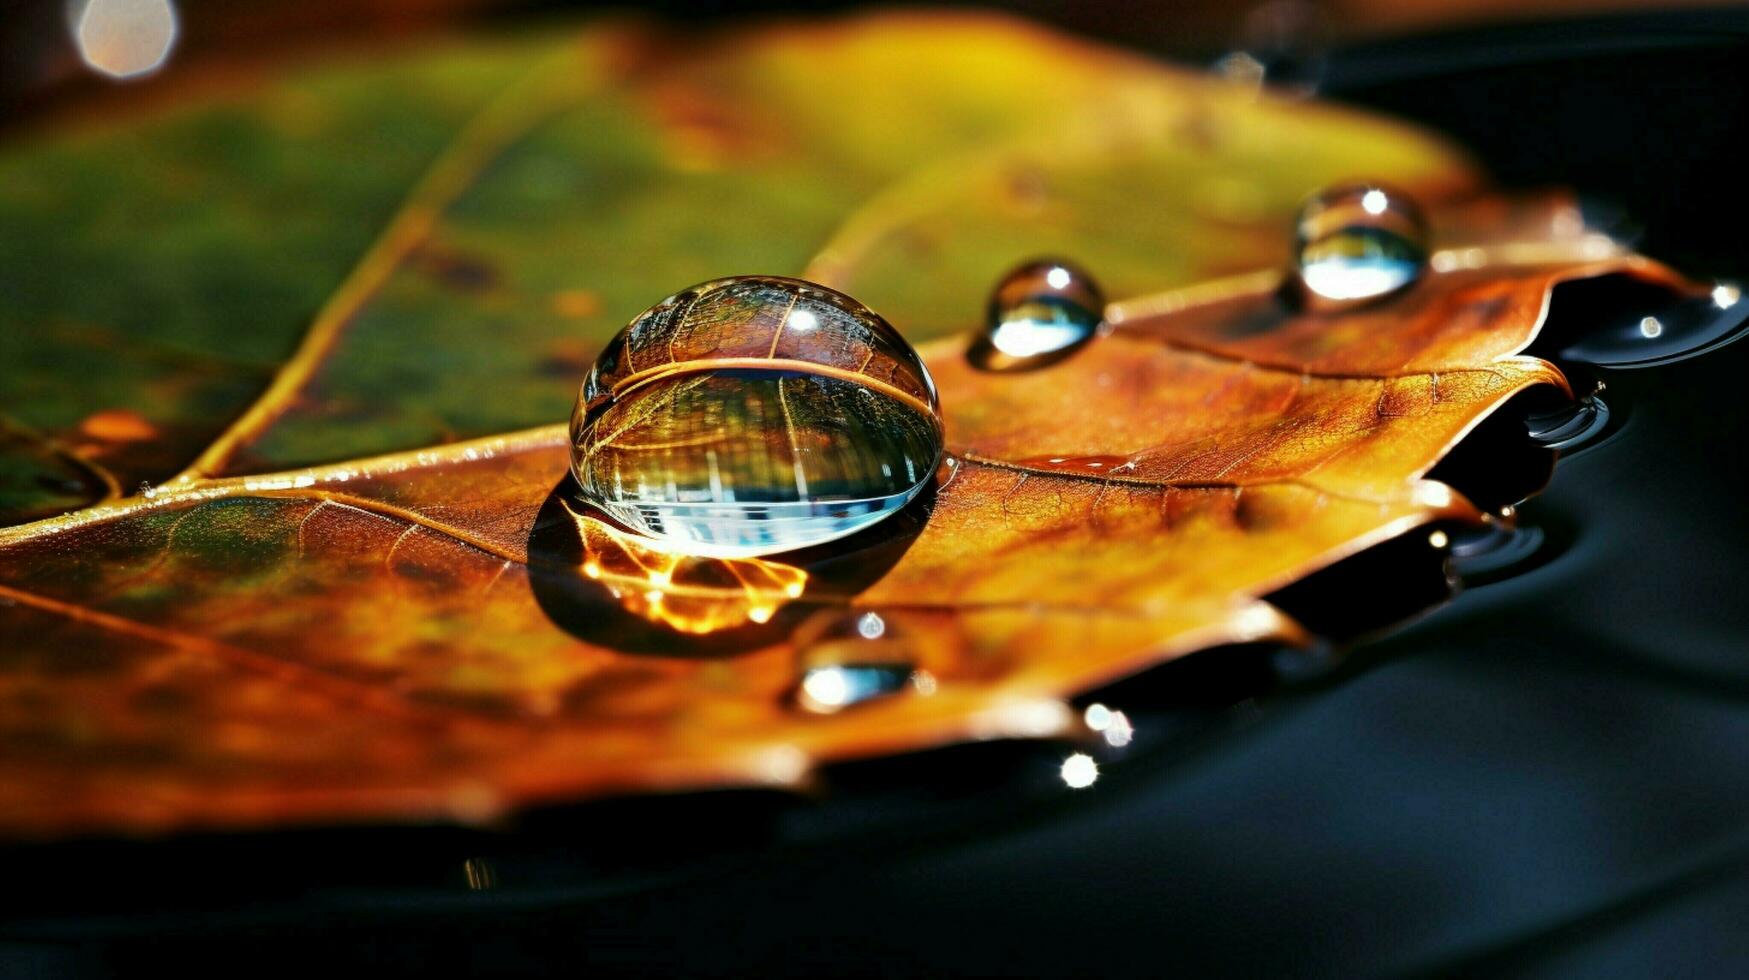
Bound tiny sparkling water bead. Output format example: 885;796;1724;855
1293;183;1428;310
969;259;1105;371
571;276;944;558
793;610;933;714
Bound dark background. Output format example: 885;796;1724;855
4;3;1749;977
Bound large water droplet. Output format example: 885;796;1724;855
794;610;932;713
571;277;944;557
1294;183;1427;311
970;259;1104;371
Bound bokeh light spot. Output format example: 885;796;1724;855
75;0;178;80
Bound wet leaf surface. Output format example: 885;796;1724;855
0;12;1706;836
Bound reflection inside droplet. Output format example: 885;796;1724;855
571;277;944;558
971;259;1105;370
568;499;806;633
1294;182;1427;310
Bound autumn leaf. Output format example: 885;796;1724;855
0;12;1473;523
0;12;1701;837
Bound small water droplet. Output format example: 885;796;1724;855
1294;182;1427;311
793;609;930;714
1014;453;1133;475
1555;280;1749;369
854;611;886;639
571;277;944;557
970;259;1105;371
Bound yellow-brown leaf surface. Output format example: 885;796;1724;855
0;13;1705;837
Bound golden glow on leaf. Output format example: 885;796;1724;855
569;501;808;634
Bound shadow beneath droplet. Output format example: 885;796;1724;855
1231;285;1298;336
525;477;932;658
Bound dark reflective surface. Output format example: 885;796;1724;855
1544;276;1749;369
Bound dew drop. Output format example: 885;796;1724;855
570;277;944;557
969;259;1105;371
793;610;931;714
1293;182;1427;311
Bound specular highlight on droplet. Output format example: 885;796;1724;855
970;259;1105;371
1294;182;1427;311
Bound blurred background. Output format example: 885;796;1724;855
3;0;1743;121
11;0;1749;276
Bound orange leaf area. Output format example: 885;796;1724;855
0;208;1703;835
